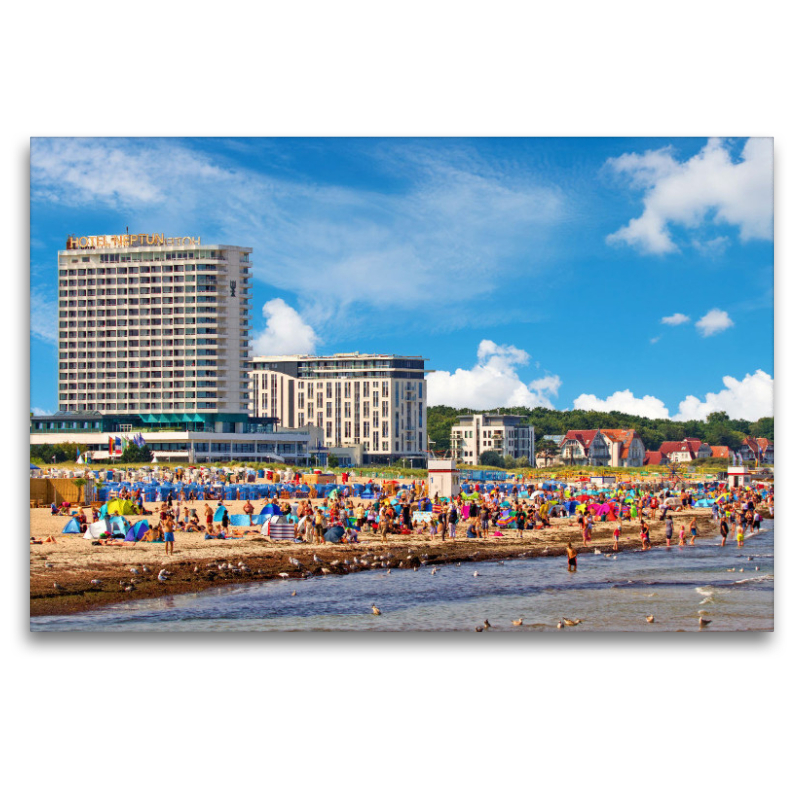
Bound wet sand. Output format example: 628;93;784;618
30;500;724;617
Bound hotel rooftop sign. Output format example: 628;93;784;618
66;234;201;249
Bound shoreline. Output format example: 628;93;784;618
31;506;722;617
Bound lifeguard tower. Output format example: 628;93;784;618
727;465;752;490
428;459;457;498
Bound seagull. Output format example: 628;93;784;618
313;554;321;564
473;570;479;577
594;548;602;555
142;566;150;573
53;582;65;591
130;567;140;575
372;604;381;616
646;615;655;623
124;585;134;592
556;621;564;629
512;618;523;626
386;569;391;575
698;618;712;628
321;567;331;574
45;562;54;569
475;626;484;632
755;566;760;571
484;619;491;628
413;566;418;572
90;579;102;586
157;573;168;582
562;618;582;626
291;590;297;596
431;567;438;575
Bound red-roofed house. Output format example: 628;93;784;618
659;438;713;463
739;437;774;464
558;429;645;467
709;446;730;460
559;430;609;466
599;429;646;467
643;450;667;466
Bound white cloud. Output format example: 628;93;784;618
30;287;58;344
649;337;660;344
661;312;690;326
30;138;566;332
427;340;561;409
606;137;773;254
31;407;52;416
696;308;734;337
572;390;671;419
252;299;319;356
674;370;773;421
692;235;730;257
572;369;773;422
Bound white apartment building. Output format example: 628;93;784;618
56;233;253;430
250;353;428;466
450;414;535;466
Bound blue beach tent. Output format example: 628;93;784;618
61;517;82;534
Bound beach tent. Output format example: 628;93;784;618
323;525;345;543
106;498;136;516
259;503;281;516
109;515;130;535
61;517;82;534
261;516;296;540
84;519;113;539
213;506;228;523
125;519;150;542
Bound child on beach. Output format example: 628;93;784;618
689;517;698;546
566;543;577;572
736;521;745;547
612;522;620;551
582;516;592;545
679;524;686;547
640;520;651;551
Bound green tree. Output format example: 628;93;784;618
327;453;339;469
120;443;153;463
479;450;504;467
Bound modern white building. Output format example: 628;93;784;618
250;353;428;466
56;233;253;430
450;414;535;466
29;416;315;464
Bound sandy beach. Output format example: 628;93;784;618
30;498;721;617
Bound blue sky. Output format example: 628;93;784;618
30;136;774;421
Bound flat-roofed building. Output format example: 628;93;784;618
250;353;428;466
56;233;253;431
450;414;535;466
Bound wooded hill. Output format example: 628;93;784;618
427;406;774;453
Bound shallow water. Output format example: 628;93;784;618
32;521;774;633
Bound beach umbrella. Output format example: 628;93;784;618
323;525;345;543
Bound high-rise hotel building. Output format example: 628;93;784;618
56;233;253;431
250;354;428;465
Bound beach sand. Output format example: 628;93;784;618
30;499;723;618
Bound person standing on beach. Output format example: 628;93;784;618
664;515;673;548
566;543;577;572
164;515;175;555
689;517;698;546
583;515;593;545
612;521;620;551
640;519;651;550
719;517;729;547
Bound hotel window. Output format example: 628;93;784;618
326;382;332;398
298;412;305;426
372;391;379;405
382;421;389;437
373;411;379;427
316;413;323;428
381;401;389;417
363;381;369;394
363;421;369;437
382;381;389;398
373;431;379;450
363;401;369;416
344;402;351;417
326;402;332;417
381;441;389;451
316;392;323;407
344;382;351;398
344;421;351;438
326;422;332;438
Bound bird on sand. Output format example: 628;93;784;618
698;617;712;628
475;626;484;632
130;568;140;575
291;590;297;597
278;572;290;578
556;621;564;629
90;579;102;586
53;582;65;591
562;618;582;626
45;562;54;569
646;615;655;623
157;573;168;582
512;618;523;626
473;570;479;577
372;604;381;616
483;619;491;628
431;567;438;575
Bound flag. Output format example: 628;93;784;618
109;437;114;456
115;436;122;455
76;446;80;460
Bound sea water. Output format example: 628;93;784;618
31;521;774;633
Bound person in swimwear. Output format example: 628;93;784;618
566;542;578;572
